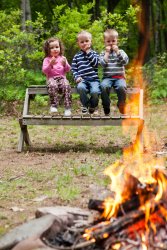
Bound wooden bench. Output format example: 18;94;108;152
18;85;144;152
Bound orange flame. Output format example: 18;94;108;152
82;2;166;247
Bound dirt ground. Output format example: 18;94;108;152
0;103;167;236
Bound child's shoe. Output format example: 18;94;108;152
81;107;88;114
93;109;99;115
104;107;110;115
64;108;71;116
88;107;95;114
50;106;58;113
117;104;126;114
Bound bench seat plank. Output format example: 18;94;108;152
27;85;141;95
18;85;144;152
22;115;142;126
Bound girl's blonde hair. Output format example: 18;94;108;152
43;37;64;57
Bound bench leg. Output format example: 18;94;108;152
136;119;144;152
17;119;31;152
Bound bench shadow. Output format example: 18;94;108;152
26;142;125;154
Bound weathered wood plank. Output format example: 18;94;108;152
22;116;142;126
18;85;144;152
23;89;29;116
27;85;141;95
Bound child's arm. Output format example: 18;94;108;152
42;57;54;75
61;56;71;72
103;46;111;63
85;50;99;67
99;51;108;67
71;56;82;83
112;46;129;65
99;46;111;66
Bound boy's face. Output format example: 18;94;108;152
77;35;92;52
104;35;118;49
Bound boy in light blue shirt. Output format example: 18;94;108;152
99;29;129;115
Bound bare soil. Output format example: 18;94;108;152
0;103;167;235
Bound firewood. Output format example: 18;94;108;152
86;202;162;241
88;182;158;218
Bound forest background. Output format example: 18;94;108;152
0;0;167;106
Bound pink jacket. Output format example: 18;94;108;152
42;56;71;79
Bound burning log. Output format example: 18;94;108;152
85;201;161;241
88;172;158;218
42;169;167;250
88;196;141;215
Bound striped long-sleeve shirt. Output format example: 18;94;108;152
71;50;99;82
99;50;129;78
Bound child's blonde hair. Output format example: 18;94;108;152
43;37;64;57
77;30;92;41
104;29;118;39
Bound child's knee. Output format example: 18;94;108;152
77;85;86;93
117;85;126;93
91;92;99;99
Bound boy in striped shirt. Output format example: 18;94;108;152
99;29;129;115
71;31;101;114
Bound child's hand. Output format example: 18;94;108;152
112;45;120;54
84;44;91;53
62;56;67;66
76;77;83;83
105;46;111;53
104;46;111;62
50;57;57;65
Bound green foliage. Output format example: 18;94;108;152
0;10;47;101
34;95;48;107
3;3;166;104
143;53;167;102
54;4;93;62
90;5;139;52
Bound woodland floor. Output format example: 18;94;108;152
0;101;167;236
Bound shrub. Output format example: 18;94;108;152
0;4;140;102
143;53;167;102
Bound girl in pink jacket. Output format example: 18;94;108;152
42;37;72;116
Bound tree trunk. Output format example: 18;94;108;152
136;0;150;65
150;1;156;57
94;0;100;19
154;0;161;55
21;0;32;30
107;0;120;13
160;0;167;52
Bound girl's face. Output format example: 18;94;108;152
49;40;60;57
77;35;92;51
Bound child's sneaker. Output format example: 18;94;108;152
81;107;88;114
93;109;99;115
50;106;58;113
88;107;95;114
117;104;126;115
64;109;71;116
104;107;110;115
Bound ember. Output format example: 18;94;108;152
42;168;167;250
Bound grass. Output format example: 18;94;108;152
0;101;167;235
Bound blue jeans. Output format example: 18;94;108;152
77;79;101;109
100;78;127;112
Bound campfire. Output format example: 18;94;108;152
41;153;167;250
